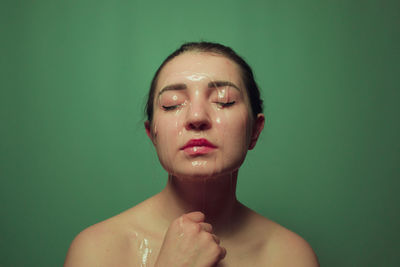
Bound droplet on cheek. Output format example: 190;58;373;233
175;103;184;136
174;107;181;116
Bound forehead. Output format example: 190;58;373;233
156;52;243;89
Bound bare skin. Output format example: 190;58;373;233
64;174;319;266
64;52;319;266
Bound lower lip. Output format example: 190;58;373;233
182;146;216;156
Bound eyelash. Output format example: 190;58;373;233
162;101;236;111
217;101;235;108
162;105;180;111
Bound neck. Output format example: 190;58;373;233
157;171;239;236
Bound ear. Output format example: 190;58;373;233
249;113;265;150
145;120;155;144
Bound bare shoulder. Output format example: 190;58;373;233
238;205;319;267
64;215;131;267
64;222;107;267
64;199;162;267
257;216;319;266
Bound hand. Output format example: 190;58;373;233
155;211;226;267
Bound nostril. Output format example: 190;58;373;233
187;120;211;131
185;106;211;131
199;123;208;131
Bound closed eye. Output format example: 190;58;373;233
216;101;235;108
162;105;180;111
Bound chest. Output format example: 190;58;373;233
117;231;265;266
217;242;264;267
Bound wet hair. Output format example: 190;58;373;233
145;41;263;122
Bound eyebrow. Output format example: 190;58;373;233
158;83;187;97
158;80;240;97
208;81;241;91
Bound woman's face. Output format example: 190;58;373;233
146;52;264;179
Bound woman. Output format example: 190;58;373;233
64;42;319;266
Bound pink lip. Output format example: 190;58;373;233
181;138;217;156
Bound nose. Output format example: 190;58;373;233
185;101;211;131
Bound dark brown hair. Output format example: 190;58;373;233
145;41;263;121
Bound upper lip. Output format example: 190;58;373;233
181;138;217;150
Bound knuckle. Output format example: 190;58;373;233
187;222;201;233
203;223;213;232
200;232;215;243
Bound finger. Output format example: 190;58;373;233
219;246;227;260
212;234;220;244
184;211;205;223
199;222;213;233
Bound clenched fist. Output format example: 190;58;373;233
155;211;226;267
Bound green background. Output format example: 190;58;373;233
1;0;399;266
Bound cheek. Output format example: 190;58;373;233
215;108;252;148
153;119;170;143
151;116;178;173
152;114;183;154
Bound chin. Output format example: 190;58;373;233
165;162;241;181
